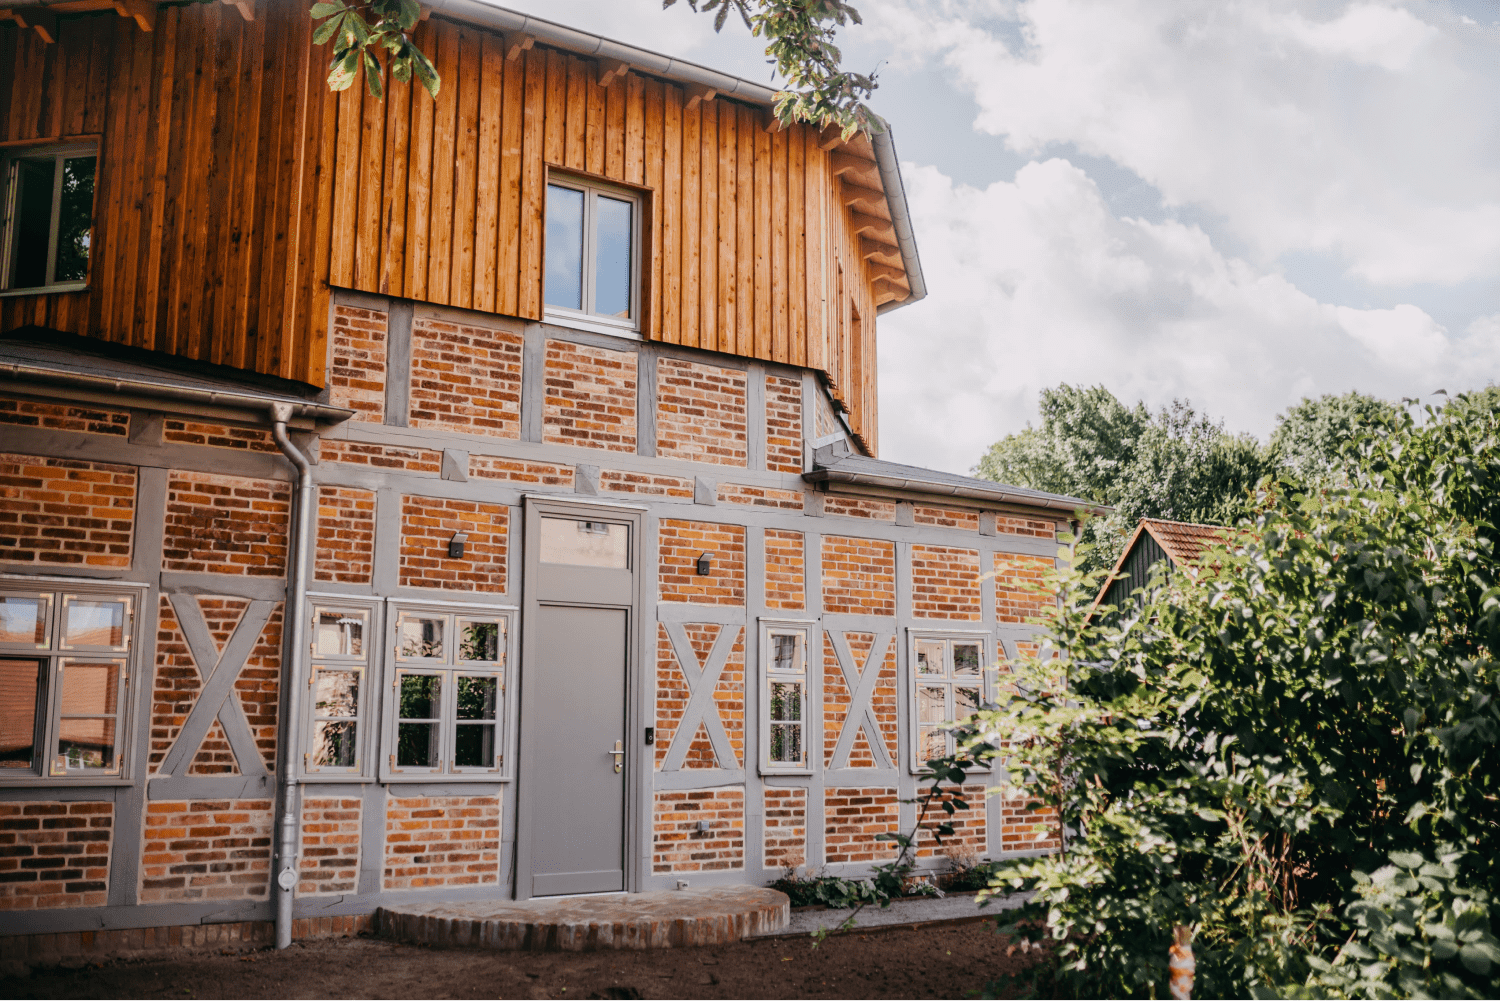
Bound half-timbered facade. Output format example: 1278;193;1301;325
0;0;1086;954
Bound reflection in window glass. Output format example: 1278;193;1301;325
55;156;95;283
769;681;804;764
594;195;632;318
55;659;120;772
397;674;442;768
315;610;365;658
58;717;116;771
60;661;118;716
458;620;502;663
915;640;944;675
772;633;799;673
0;659;39;768
454;676;498;769
399;616;444;660
311;721;356;768
62;597;128;649
956;687;981;717
0;596;48;646
954;644;981;675
313;670;359;718
539;517;629;568
544;184;584;310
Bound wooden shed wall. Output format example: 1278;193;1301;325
0;4;333;385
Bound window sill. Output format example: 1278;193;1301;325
0;775;133;787
759;767;815;777
542;308;641;340
0;282;87;298
379;772;510;783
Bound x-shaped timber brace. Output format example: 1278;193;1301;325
659;622;743;772
825;627;896;771
153;594;275;792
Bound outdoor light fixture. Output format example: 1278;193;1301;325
696;552;711;575
448;532;468;559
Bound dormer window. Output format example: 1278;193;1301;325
543;174;640;336
1;142;97;294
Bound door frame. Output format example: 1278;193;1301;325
513;494;649;899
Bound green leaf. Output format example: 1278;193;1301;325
309;1;346;17
312;11;344;46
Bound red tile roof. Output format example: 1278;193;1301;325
1138;518;1230;567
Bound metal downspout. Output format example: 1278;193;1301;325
270;403;313;950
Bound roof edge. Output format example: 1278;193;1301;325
803;467;1104;515
871;129;926;313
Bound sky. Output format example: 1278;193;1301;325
489;0;1500;475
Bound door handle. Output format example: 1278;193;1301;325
609;740;624;773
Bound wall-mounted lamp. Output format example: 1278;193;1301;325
448;532;469;559
695;552;712;576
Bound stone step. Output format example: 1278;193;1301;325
374;886;789;951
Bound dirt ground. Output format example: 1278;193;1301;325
5;919;1037;1000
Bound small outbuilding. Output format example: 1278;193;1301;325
1096;518;1229;610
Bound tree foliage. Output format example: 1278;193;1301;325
946;390;1500;998
310;0;439;100
664;0;881;137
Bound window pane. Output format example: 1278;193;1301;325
594;195;632;318
544;184;584;310
398;616;445;660
539;517;629;568
310;720;357;768
456;676;498;720
313;670;360;718
770;681;803;723
771;633;800;674
956;687;981;718
454;723;496;768
770;722;803;764
62;596;129;649
399;674;441;720
916;640;944;676
57;717;116;772
954;643;981;676
918;726;947;763
0;659;40;768
458;620;502;663
0;595;49;646
54;155;95;283
60;660;119;717
10;157;54;289
918;685;947;724
397;722;440;768
314;609;365;658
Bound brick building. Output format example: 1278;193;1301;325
0;0;1086;950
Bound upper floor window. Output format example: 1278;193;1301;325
544;174;640;336
1;142;97;293
0;585;140;782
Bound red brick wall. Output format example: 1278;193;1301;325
823;631;897;767
821;536;896;615
653;624;744;769
162;420;276;453
763;787;806;869
716;483;803;510
912;545;982;620
655;358;747;466
654;624;688;769
996;516;1056;539
315;486;376;584
328;305;387;422
162;471;290;576
298;798;361;896
914;505;979;531
383;796;501;890
0;917;371;961
0;396;128;436
398;495;508;591
659;520;745;605
999;797;1062;855
470;455;574;487
995;553;1054;624
0;453;136;568
824;787;899;864
542;339;636;451
0;802;112;910
140;800;273;902
765;375;803;474
764;529;805;611
601;469;693;498
652;788;745;873
322;440;441;474
915;784;988;859
409;316;523;436
823;496;896;521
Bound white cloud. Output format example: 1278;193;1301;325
877;160;1497;472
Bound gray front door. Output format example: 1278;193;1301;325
516;500;641;898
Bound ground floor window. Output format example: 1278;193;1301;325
0;584;140;781
909;632;988;770
759;619;812;773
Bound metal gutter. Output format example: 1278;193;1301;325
870;128;926;313
0;359;355;426
804;466;1105;515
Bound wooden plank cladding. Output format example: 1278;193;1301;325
0;5;334;387
0;6;901;449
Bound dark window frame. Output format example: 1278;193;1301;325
0;140;99;295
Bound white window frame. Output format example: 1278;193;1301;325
0;578;148;785
0;141;98;295
542;172;643;338
299;595;382;780
907;629;991;774
379;598;514;782
758;618;815;775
